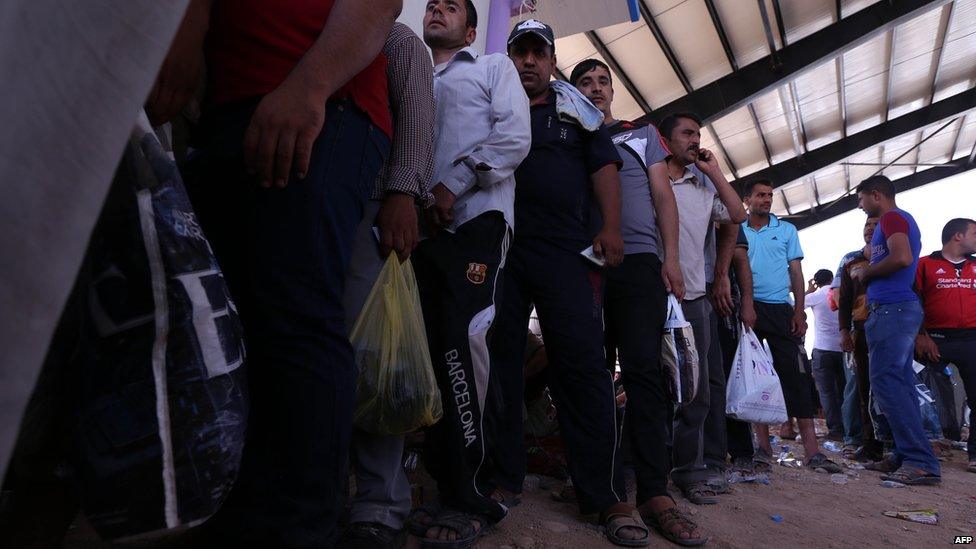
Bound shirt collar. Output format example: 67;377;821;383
670;165;700;186
434;46;479;74
746;213;781;231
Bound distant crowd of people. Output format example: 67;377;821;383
3;1;973;548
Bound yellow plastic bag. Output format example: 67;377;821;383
350;255;442;435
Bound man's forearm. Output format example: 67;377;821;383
704;167;747;223
791;272;805;312
593;166;622;231
650;163;679;260
733;249;754;304
287;0;401;101
714;222;738;280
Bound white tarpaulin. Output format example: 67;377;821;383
0;0;190;479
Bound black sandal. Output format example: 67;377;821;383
406;503;441;537
641;506;708;547
420;510;491;549
880;466;941;486
602;509;650;547
490;487;522;508
681;482;719;505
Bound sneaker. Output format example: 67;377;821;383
753;448;775;470
338;522;404;549
864;456;900;473
806;453;843;473
841;444;858;460
853;443;884;463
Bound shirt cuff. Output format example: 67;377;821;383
441;160;477;197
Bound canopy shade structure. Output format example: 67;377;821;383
550;0;976;228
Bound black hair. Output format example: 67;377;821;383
743;179;774;197
855;175;895;199
464;0;478;29
942;217;976;244
658;112;703;141
814;269;833;287
570;59;611;86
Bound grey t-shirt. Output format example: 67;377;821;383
606;121;671;256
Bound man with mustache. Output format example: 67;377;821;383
573;60;710;547
659;113;747;509
491;19;649;547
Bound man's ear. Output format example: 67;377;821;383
465;27;476;46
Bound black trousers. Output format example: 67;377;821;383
490;237;625;515
603;253;670;504
184;99;387;547
753;301;815;419
413;212;509;523
926;332;976;460
717;318;754;460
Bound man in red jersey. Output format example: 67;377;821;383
915;218;976;474
152;1;403;546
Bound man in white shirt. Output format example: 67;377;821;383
408;1;531;545
805;269;847;443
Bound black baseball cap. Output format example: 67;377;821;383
508;19;555;51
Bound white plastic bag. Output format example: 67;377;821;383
661;294;699;405
725;325;788;424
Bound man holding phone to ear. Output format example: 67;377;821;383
659;112;747;509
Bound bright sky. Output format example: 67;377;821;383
798;170;976;349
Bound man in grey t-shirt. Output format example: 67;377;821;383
660;112;747;506
574;60;706;546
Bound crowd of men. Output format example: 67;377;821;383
8;1;972;548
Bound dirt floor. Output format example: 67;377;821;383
58;430;976;548
440;440;976;549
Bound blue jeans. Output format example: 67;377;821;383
185;98;389;546
811;349;846;439
841;355;862;445
864;301;940;475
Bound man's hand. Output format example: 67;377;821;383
145;0;209;125
915;334;941;363
840;329;854;352
244;77;327;188
740;300;757;330
807;279;818;294
593;227;624;267
712;274;734;316
851;263;871;284
662;258;686;300
791;309;808;337
694;147;721;176
377;193;419;261
427;183;456;231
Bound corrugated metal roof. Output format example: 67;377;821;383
543;0;976;225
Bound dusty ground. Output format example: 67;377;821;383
442;441;976;549
59;433;976;548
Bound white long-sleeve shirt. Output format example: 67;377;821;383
433;47;531;231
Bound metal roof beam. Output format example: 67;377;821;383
884;28;897;122
639;1;693;93
704;0;738;71
739;86;976;187
791;161;975;230
584;31;652;114
636;0;951;124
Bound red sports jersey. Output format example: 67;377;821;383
915;252;976;330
